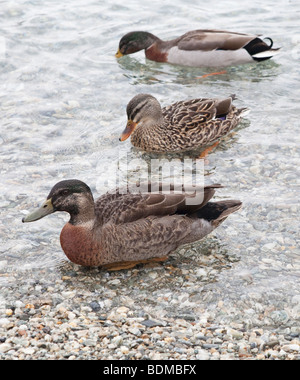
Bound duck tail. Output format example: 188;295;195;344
245;37;280;62
195;200;242;227
237;107;250;118
215;96;234;116
251;48;280;60
227;94;250;118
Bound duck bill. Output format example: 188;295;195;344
22;198;54;223
119;120;137;141
115;49;124;58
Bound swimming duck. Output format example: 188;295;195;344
116;29;280;67
22;179;242;270
120;93;248;153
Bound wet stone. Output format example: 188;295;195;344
89;301;101;312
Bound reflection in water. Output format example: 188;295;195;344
0;0;299;331
117;55;280;86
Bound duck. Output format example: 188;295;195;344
22;179;242;270
119;93;248;153
115;29;280;67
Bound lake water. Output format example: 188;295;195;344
0;0;299;331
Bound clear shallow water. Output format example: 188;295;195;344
0;0;299;328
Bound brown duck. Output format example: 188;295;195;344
22;179;242;270
120;93;248;154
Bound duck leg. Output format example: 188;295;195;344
197;70;227;79
102;256;169;271
198;141;220;159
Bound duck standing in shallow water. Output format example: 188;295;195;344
116;30;280;67
120;93;248;154
22;180;242;270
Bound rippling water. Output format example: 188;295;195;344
0;0;299;326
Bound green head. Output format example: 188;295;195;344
116;31;158;57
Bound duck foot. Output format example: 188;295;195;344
102;256;169;271
197;70;227;79
198;141;220;159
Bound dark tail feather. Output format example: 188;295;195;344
194;200;242;227
263;37;273;48
215;97;233;116
216;95;249;119
244;37;280;61
175;184;223;215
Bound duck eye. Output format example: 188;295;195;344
60;189;70;196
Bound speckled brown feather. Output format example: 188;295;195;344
129;95;247;152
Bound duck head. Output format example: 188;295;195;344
119;93;163;141
22;179;94;225
115;31;158;58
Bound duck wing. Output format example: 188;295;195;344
97;184;231;262
176;30;255;51
95;183;222;226
163;97;234;130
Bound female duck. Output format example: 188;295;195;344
22;179;241;270
116;29;279;67
120;93;248;153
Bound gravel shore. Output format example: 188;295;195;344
1;251;299;360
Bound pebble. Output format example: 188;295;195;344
89;301;101;312
0;343;12;353
64;100;80;110
282;344;300;352
120;346;129;355
227;328;244;340
0;318;11;327
1;286;299;361
0;261;8;271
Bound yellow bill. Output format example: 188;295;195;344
115;49;124;58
